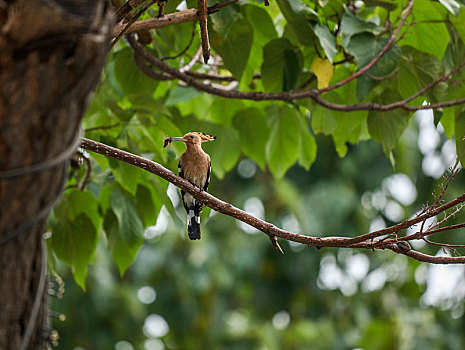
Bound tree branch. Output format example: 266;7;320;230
197;0;210;63
79;138;465;264
127;34;465;112
113;0;239;36
110;0;156;50
115;0;146;22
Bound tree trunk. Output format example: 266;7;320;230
0;1;112;348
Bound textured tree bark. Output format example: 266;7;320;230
0;1;112;349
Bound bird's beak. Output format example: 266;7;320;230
170;137;184;141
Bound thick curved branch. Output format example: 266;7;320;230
79;138;465;264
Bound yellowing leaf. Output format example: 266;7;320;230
312;58;334;89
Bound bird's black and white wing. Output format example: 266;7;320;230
203;160;211;192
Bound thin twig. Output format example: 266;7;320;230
364;68;399;81
180;46;202;72
110;0;156;51
115;0;146;22
422;237;465;249
161;22;196;61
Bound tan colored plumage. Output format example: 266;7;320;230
165;132;215;240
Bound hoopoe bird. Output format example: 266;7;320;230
164;132;216;240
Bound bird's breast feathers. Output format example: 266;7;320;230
180;149;210;187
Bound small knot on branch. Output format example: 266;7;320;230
396;241;411;252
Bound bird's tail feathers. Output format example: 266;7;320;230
187;208;201;240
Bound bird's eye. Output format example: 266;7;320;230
190;135;194;139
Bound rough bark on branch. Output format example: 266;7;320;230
0;1;112;348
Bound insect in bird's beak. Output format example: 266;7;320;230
163;137;173;148
163;136;184;148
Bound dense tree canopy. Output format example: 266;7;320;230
5;0;465;348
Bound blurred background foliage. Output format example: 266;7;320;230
47;0;465;349
51;112;465;349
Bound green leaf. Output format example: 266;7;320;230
110;187;145;245
150;175;183;229
347;33;401;77
104;210;143;276
99;184;113;212
261;38;303;92
109;159;141;196
367;90;410;153
276;0;317;46
136;184;161;228
396;57;420;100
440;108;455;138
314;24;337;63
209;98;245;125
209;4;240;38
50;213;98;289
332;111;368;157
204;125;241;179
455;110;465;166
166;87;213;119
347;33;401;100
156;115;183;143
298;115;317;170
165;86;204;106
311;92;340;135
398;47;445;103
340;9;379;47
265;105;300;178
397;0;449;60
310;64;367;155
310;86;367;157
156;20;197;59
450;8;465;44
364;0;398;10
210;15;253;81
241;5;278;90
56;190;102;231
114;48;157;96
232;108;270;169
